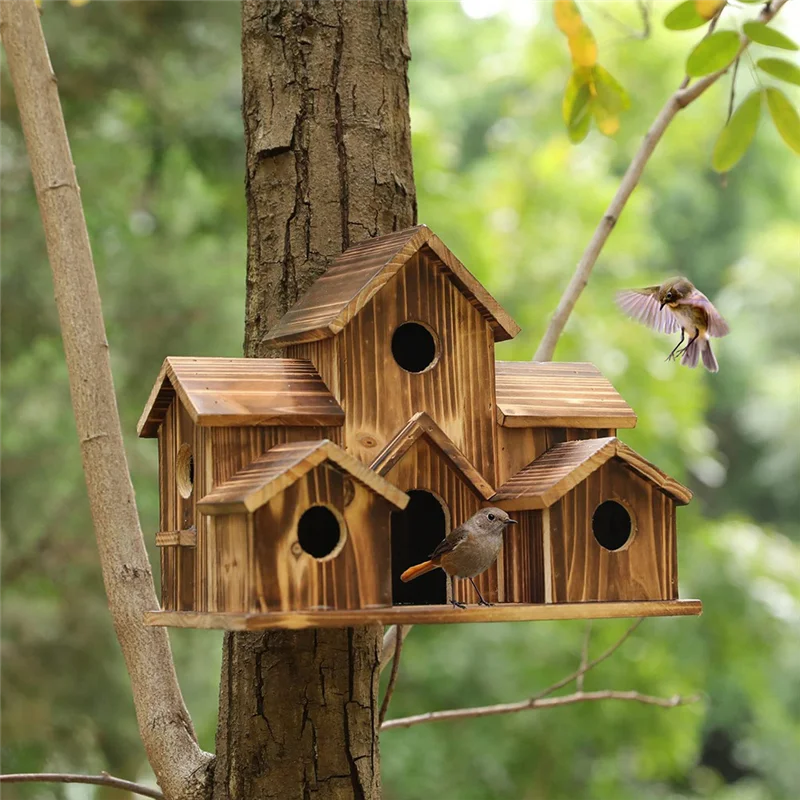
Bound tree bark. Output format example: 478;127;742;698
0;4;214;799
213;3;416;799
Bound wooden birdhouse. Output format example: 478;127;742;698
141;226;700;630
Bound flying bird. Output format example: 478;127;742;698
616;277;730;372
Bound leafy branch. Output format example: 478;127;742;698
535;0;792;362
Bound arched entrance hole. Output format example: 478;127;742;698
391;490;448;605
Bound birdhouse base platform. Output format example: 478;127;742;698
145;599;701;631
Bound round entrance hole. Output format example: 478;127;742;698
592;500;633;551
297;505;346;560
391;322;439;373
176;444;194;499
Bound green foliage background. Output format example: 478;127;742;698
2;3;799;798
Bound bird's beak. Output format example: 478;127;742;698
659;302;666;310
505;519;518;525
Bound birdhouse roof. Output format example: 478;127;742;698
370;411;495;500
137;357;345;438
196;439;409;515
491;437;692;509
495;362;637;429
262;225;521;346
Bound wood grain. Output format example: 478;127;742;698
492;437;692;509
155;530;197;547
370;412;494;499
503;508;544;604
290;248;500;480
546;460;679;602
263;225;520;345
138;357;345;437
145;598;703;630
496;362;637;429
197;439;408;515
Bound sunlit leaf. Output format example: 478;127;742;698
68;0;91;5
757;57;800;86
743;22;799;51
664;1;708;31
592;102;620;136
711;90;761;172
569;82;592;127
568;25;598;68
765;87;800;155
568;107;591;143
694;0;725;21
593;65;631;114
562;69;591;125
686;31;740;77
554;0;584;37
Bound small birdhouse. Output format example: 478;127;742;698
141;226;700;630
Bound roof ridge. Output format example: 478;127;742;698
370;411;495;500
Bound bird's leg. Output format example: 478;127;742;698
675;327;699;358
666;329;685;361
470;577;493;607
449;575;466;609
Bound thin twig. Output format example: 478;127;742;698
0;773;164;800
576;621;593;692
380;623;412;673
533;0;790;362
381;689;701;732
534;617;643;701
379;624;405;725
727;56;741;123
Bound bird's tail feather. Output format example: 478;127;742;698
400;560;438;582
681;337;718;372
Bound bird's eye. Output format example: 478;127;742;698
665;292;673;301
487;513;495;521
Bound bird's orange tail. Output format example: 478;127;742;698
400;560;439;582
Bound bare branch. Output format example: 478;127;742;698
381;623;412;673
0;773;164;800
576;622;592;692
379;624;405;725
0;4;213;798
534;617;643;700
727;57;741;123
533;0;790;362
381;689;701;732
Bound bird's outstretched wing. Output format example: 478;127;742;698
676;291;730;337
616;288;680;334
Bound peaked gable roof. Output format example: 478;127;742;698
495;362;637;429
137;357;345;438
197;439;409;515
263;225;521;346
491;437;691;509
370;412;495;500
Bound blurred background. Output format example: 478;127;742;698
2;2;799;798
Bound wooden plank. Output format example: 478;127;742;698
492;437;692;509
137;357;345;438
503;510;545;604
155;530;197;547
294;248;500;482
496;361;637;429
197;439;408;514
370;412;494;499
263;225;520;346
144;599;703;630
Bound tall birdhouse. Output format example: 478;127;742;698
141;226;700;630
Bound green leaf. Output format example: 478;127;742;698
568;105;591;143
686;31;740;77
562;70;589;125
664;0;707;31
765;87;800;155
757;58;800;86
743;22;799;51
562;71;592;143
593;65;631;114
711;90;762;172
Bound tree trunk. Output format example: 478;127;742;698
213;2;416;798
